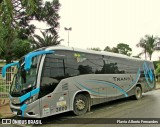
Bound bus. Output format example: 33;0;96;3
2;46;155;118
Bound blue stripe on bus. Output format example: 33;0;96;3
76;80;128;97
87;80;128;97
2;62;19;77
20;104;27;117
31;87;40;96
125;68;141;91
131;68;141;84
24;50;54;71
18;88;40;116
144;62;154;82
20;92;31;103
76;81;101;95
19;87;40;103
143;62;155;88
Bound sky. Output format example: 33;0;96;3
36;0;160;60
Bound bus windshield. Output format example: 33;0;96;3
10;56;40;97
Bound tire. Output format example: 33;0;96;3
73;94;89;115
134;86;142;100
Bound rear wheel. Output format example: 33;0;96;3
73;94;88;115
134;86;142;100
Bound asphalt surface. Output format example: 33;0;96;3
1;89;160;127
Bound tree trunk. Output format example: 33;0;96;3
145;52;147;60
149;54;152;60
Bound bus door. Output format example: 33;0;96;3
39;54;69;117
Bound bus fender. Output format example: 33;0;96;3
71;90;91;112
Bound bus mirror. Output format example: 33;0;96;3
24;50;54;71
2;62;19;78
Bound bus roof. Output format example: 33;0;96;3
44;45;147;62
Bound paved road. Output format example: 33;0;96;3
1;89;160;127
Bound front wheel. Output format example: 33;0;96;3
73;94;88;115
134;86;142;100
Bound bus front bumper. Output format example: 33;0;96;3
10;101;41;118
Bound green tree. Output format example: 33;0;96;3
0;23;17;63
116;43;132;56
12;39;32;59
0;0;61;63
111;47;119;53
136;35;159;60
0;28;32;61
156;63;160;80
104;46;112;52
104;46;119;53
32;31;63;48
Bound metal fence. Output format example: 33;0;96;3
0;67;15;98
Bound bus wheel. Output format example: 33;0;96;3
134;86;142;100
73;94;88;115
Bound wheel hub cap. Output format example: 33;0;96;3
76;99;85;110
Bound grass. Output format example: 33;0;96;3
0;62;5;67
0;86;9;92
0;82;9;92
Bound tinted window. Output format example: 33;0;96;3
42;57;64;78
65;51;104;75
102;56;141;74
98;56;123;74
39;54;65;98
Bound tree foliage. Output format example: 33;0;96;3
136;35;159;60
0;0;61;63
0;22;17;63
12;39;32;59
156;63;160;75
104;43;132;56
116;43;132;56
104;46;118;53
104;46;112;52
32;31;63;48
112;47;119;53
0;0;60;38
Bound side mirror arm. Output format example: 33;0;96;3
2;62;19;77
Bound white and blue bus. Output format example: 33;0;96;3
2;46;155;118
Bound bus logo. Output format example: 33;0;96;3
143;62;154;88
